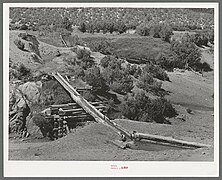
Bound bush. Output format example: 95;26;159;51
17;64;33;81
14;39;25;50
120;92;177;123
109;75;134;94
156;52;176;71
137;72;163;96
125;64;142;78
83;37;113;55
143;63;170;81
158;24;173;42
78;22;86;33
170;40;202;69
18;33;28;40
114;20;127;34
100;55;120;68
76;48;91;59
101;56;134;94
76;48;94;69
20;24;28;30
84;66;110;93
136;23;151;36
191;33;209;47
68;65;85;79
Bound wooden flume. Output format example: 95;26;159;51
49;72;210;150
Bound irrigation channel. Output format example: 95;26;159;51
49;72;210;151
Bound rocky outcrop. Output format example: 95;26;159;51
9;81;43;136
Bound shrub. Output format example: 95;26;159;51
84;38;113;55
125;64;142;78
109;74;134;94
14;39;25;50
18;33;28;40
68;65;85;79
17;64;33;81
149;23;173;42
120;92;177;123
156;52;176;71
100;55;120;68
170;40;202;69
191;33;209;47
137;72;163;96
136;23;151;36
76;48;91;59
158;23;173;42
78;22;86;33
76;48;94;69
20;24;28;30
114;20;127;34
84;66;110;93
143;63;170;81
101;56;134;94
69;35;84;46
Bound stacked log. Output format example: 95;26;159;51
46;101;107;139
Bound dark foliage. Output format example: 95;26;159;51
14;39;25;50
85;38;113;55
101;56;134;94
84;66;110;93
120;92;177;123
143;63;170;81
137;72;163;96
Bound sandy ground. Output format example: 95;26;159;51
8;31;215;161
9;107;214;161
9;70;214;161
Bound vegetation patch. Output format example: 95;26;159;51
110;37;171;61
120;92;177;124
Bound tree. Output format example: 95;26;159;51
79;22;86;33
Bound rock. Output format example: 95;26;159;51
176;114;187;121
17;81;42;104
26;116;44;138
186;108;192;114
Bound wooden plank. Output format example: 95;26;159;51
50;101;107;108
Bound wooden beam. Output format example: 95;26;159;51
50;101;108;108
134;132;211;148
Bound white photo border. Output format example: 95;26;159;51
3;2;219;177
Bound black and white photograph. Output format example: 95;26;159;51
3;2;219;177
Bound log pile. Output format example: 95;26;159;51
43;101;107;139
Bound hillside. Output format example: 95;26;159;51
8;29;214;161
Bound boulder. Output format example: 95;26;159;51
26;115;44;138
17;81;42;104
